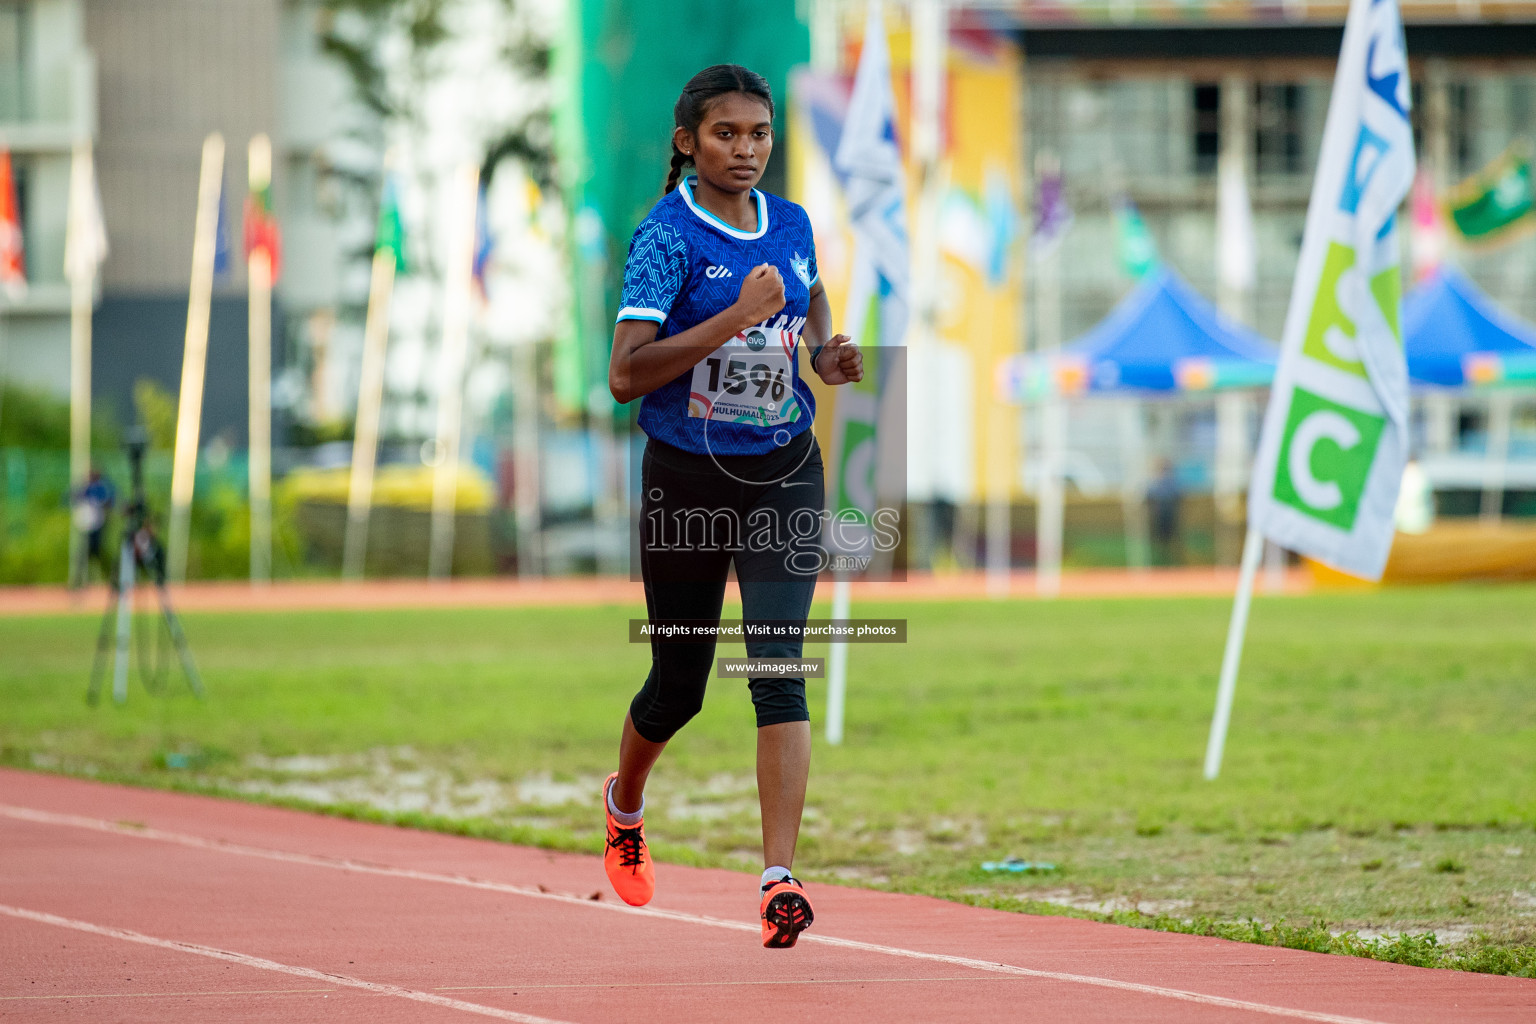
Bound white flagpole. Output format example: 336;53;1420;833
428;162;480;580
343;248;396;580
1204;523;1263;779
168;132;225;585
66;141;101;587
1480;392;1512;523
825;575;852;745
510;341;543;577
1037;393;1065;599
824;0;911;745
247;134;274;586
67;263;92;584
1034;204;1064;598
1215;75;1255;567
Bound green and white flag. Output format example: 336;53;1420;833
1444;144;1535;244
376;172;408;272
1114;197;1159;280
1247;0;1414;580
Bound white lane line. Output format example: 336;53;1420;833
1;804;1395;1024
0;903;574;1024
1;987;336;1002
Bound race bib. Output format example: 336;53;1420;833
688;326;804;428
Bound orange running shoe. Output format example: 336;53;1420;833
759;876;814;948
602;772;654;906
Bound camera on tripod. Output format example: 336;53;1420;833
88;427;204;706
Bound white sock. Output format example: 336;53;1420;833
761;865;793;891
606;779;643;826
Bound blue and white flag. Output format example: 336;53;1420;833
827;0;909;560
835;2;908;333
1247;0;1414;579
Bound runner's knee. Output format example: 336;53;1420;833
748;676;809;728
629;658;710;742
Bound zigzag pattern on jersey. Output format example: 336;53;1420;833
624;189;821;456
619;220;689;317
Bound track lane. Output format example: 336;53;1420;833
2;769;1532;1023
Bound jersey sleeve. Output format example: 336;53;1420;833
617;219;689;324
802;207;820;288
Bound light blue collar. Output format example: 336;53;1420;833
679;176;768;240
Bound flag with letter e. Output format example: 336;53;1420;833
1246;0;1414;581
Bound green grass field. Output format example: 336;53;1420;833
3;585;1534;976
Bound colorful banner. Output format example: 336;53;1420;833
1248;0;1415;581
1444;143;1535;245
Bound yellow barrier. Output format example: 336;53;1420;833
1307;521;1536;586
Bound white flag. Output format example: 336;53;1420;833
1247;0;1414;580
65;145;109;284
827;0;908;558
834;2;908;319
1217;148;1256;295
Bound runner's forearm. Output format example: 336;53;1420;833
804;284;832;375
609;305;761;403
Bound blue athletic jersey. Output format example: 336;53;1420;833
617;176;820;456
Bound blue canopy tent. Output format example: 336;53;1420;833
1006;268;1279;575
1403;267;1536;520
1001;269;1278;398
1404;267;1536;387
1055;267;1277;394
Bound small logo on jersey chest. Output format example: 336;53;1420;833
791;253;811;289
705;264;733;279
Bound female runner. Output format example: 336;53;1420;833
601;64;862;949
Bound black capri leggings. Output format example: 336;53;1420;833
630;428;824;743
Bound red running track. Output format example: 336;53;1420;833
1;768;1531;1023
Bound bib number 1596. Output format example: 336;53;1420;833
688;327;800;427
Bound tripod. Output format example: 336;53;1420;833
88;434;204;706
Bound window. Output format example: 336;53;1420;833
1410;78;1480;179
1191;83;1220;175
1254;83;1305;176
1449;82;1475;176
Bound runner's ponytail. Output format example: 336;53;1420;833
665;145;690;194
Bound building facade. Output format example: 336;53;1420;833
2;0;363;446
1015;10;1536;344
0;0;92;391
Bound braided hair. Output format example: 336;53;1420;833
665;64;775;194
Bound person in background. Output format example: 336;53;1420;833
1148;458;1182;566
70;467;116;586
